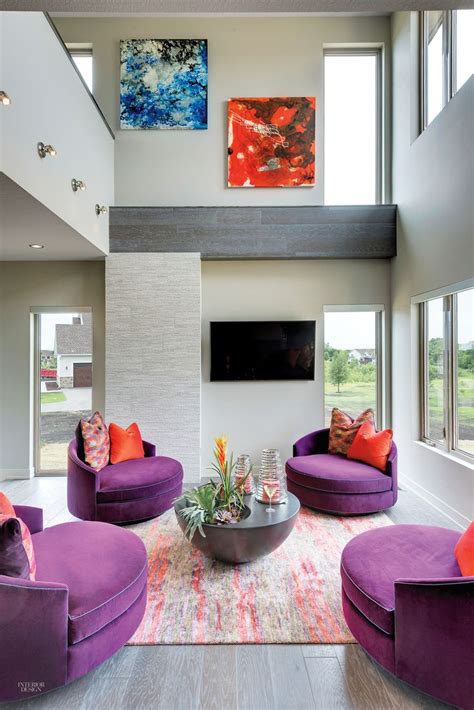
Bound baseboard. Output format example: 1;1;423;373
399;472;470;530
0;468;34;481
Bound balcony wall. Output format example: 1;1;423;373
0;12;114;255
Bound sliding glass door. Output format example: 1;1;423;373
324;307;384;427
34;310;93;475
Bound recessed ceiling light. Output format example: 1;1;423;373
29;244;44;249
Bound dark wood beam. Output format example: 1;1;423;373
109;205;396;259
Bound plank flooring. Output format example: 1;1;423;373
0;478;455;710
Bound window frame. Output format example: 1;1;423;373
420;10;472;132
66;43;93;93
419;286;473;463
323;47;384;205
323;304;385;429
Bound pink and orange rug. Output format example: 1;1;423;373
128;507;392;645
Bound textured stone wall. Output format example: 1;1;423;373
105;253;201;481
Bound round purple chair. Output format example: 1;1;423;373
68;425;183;524
0;505;147;702
286;427;397;515
341;524;474;709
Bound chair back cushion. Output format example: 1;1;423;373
328;408;374;456
455;522;474;576
0;515;36;580
347;420;393;472
80;412;110;472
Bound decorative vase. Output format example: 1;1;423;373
234;454;254;495
255;448;288;504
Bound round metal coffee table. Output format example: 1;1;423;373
174;492;300;564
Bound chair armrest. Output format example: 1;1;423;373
394;577;474;709
0;575;68;701
67;441;100;520
13;506;43;534
143;440;156;457
293;428;329;457
385;442;398;499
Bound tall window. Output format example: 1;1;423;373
324;49;382;205
420;287;473;459
324;307;384;427
421;10;474;130
67;46;93;92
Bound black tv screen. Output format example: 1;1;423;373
210;321;315;381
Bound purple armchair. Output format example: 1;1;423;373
0;505;147;702
341;524;474;709
285;427;397;515
68;425;183;524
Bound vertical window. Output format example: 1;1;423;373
67;46;93;92
453;10;474;93
420;286;473;461
324;50;382;205
455;289;474;455
421;10;474;130
324;307;383;427
424;297;446;444
35;311;93;474
424;11;446;125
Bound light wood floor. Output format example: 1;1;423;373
0;477;457;710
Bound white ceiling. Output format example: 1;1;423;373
4;0;474;14
0;173;106;261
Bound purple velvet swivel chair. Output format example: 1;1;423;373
341;524;474;709
68;425;183;524
286;427;397;515
0;504;147;702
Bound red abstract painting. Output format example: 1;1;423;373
228;97;316;188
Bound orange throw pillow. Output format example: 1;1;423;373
347;420;393;471
455;522;474;576
109;422;145;465
328;408;375;455
0;492;15;517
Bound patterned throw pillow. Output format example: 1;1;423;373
0;491;16;517
328;407;375;456
0;514;36;580
80;411;110;471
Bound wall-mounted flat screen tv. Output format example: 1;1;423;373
210;321;315;381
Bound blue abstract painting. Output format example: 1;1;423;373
120;39;208;130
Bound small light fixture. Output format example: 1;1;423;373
29;243;44;249
0;91;11;105
71;178;86;192
37;142;57;159
95;204;108;216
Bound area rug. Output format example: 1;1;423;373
128;507;393;645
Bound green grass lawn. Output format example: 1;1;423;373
41;391;66;405
324;382;377;425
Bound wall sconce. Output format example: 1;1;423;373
71;178;86;192
95;204;108;216
37;142;57;159
0;91;11;105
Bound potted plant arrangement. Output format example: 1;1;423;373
175;436;251;541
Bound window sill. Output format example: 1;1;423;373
415;441;474;470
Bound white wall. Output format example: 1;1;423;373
54;15;391;206
106;253;201;482
201;259;391;471
0;261;105;479
1;12;114;255
391;12;474;526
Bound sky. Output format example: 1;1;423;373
325;312;376;350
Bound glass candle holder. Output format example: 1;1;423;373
234;454;254;495
255;448;288;504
